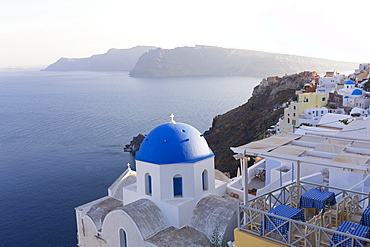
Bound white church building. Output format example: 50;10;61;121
75;116;238;246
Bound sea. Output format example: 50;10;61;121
0;70;262;246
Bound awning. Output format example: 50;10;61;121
231;133;370;174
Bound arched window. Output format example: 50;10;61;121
173;175;183;197
202;170;208;191
145;173;152;196
119;229;127;247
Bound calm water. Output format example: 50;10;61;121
0;70;261;246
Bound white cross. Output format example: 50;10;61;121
170;113;176;123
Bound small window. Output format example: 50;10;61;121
293;113;296;117
202;170;208;191
145;173;152;196
293;106;296;110
119;229;127;247
292;120;296;126
322;97;326;101
173;175;183;197
287;118;290;124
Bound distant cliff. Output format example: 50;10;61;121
130;46;357;78
42;46;157;71
203;71;318;173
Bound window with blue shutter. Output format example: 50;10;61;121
119;229;127;247
145;173;152;195
202;170;208;191
173;175;183;197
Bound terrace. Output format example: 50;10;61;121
238;181;370;246
231;132;370;246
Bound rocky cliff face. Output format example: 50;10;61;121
203;71;318;174
124;134;145;156
43;46;157;71
130;46;356;78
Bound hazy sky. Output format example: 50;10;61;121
1;0;369;68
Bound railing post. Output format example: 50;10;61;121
296;161;301;186
238;203;241;229
288;220;291;244
261;211;264;237
243;153;249;227
243;153;248;206
283;187;286;205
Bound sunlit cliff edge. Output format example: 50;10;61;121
129;46;357;77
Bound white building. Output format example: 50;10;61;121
350;107;369;117
342;88;370;108
302;107;328;122
279;92;328;133
343;80;356;90
316;72;345;93
359;63;370;71
75;116;238;247
333;80;370;109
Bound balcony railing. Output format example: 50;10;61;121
238;181;370;246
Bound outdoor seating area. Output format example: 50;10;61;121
239;181;370;246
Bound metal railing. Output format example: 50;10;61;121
238;181;370;246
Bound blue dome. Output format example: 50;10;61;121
136;122;214;164
345;80;355;84
344;96;349;98
352;89;362;95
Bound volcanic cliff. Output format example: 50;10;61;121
203;71;318;174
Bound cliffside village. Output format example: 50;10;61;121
273;63;370;135
76;63;370;247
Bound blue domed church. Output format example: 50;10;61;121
75;115;238;246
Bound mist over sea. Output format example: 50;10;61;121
0;70;261;246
